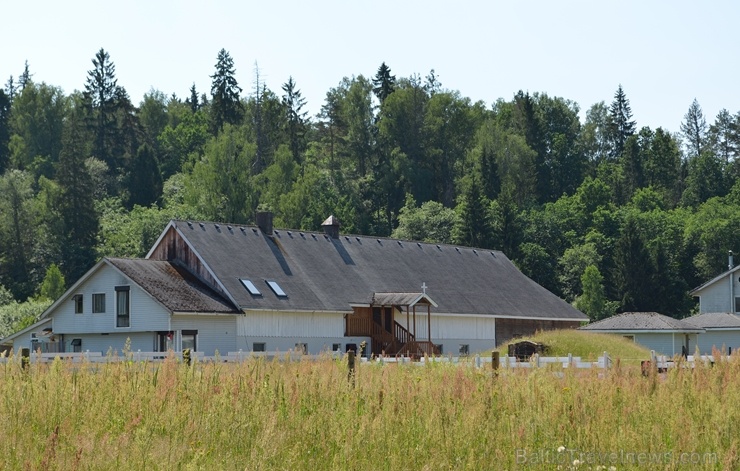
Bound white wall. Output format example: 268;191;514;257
698;274;740;313
237;311;344;337
171;315;238;356
633;333;699;357
395;313;496;340
695;330;740;355
52;263;171;334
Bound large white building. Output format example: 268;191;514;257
2;213;587;356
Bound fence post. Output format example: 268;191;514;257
347;350;356;387
567;353;573;367
183;348;191;366
603;351;609;369
492;351;500;371
21;348;30;371
534;353;540;368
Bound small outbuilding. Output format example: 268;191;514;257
579;312;704;357
684;312;740;355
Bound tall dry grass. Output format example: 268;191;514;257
0;353;737;470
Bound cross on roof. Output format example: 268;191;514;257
421;282;427;294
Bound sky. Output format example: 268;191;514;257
2;1;739;134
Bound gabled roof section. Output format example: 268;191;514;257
167;219;587;320
106;258;238;313
372;292;438;308
684;312;740;329
690;265;740;295
0;317;52;346
41;259;110;319
579;312;703;333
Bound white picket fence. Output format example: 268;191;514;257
647;350;727;370
1;350;615;368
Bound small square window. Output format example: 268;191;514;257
294;343;307;354
253;342;266;352
92;293;105;313
459;344;470;356
332;343;342;352
71;338;82;353
72;294;83;314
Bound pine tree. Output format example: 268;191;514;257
210;49;242;132
681;98;708;159
613;218;655;312
372;62;396;104
281;76;308;162
453;177;490;248
607;84;636;158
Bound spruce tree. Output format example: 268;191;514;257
680;98;708;159
0;89;10;172
84;48;119;172
210;49;242;132
281;76;308;162
56;108;99;282
607;84;636;158
187;83;199;113
372;62;396;104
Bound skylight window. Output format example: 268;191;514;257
240;279;261;296
266;280;287;297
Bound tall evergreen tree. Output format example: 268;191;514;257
4;76;17;102
127;143;162;208
709;108;739;164
372;62;396;104
0;89;10;172
210;49;242;133
56;108;99;282
453;177;490;248
613;218;656;312
84;48;119;172
281;76;308;162
18;60;33;91
607;84;636;159
187;83;200;113
680;98;708;159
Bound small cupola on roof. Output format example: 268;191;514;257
256;210;273;236
321;215;340;239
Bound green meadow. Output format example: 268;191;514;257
1;349;736;470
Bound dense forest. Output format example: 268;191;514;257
1;48;739;337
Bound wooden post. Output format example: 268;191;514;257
427;304;432;347
492;351;500;371
347;350;356;387
21;348;30;371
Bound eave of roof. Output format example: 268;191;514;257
690;265;740;295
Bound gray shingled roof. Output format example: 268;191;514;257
579;312;703;332
107;258;238;314
684;312;740;329
165;220;587;320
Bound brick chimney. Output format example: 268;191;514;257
321;215;340;239
256;211;273;236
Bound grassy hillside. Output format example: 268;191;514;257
497;329;652;364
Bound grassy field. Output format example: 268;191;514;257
497;329;652;365
1;349;738;470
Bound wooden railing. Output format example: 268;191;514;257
397;341;440;357
394;321;414;345
346;315;372;336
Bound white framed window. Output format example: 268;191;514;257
294;343;307;354
459;344;470;356
253;342;266;352
115;286;130;327
73;294;83;314
181;330;197;352
92;293;106;313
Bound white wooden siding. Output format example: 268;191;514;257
698;275;739;313
171;315;238;355
52;264;171;334
696;331;740;355
634;333;699;357
237;311;344;337
60;332;155;355
395;314;496;340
